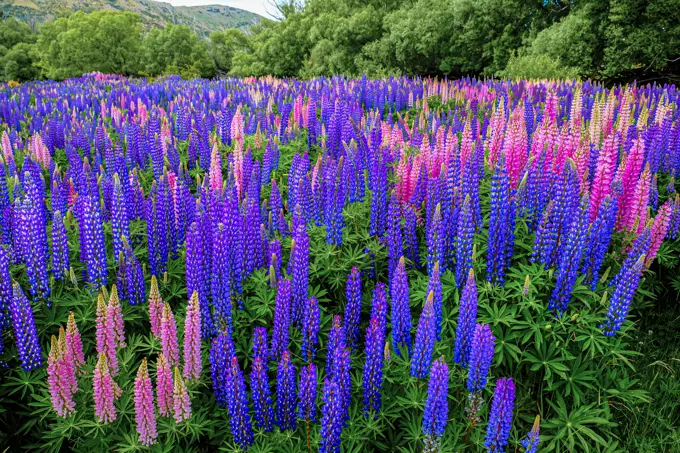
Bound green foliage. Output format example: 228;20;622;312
141;24;215;78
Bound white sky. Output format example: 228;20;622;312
158;0;277;18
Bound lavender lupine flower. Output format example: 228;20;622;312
183;292;202;381
455;196;475;287
47;334;76;417
226;357;254;449
520;415;541;453
301;296;321;363
160;302;179;368
210;330;235;408
485;378;516;453
422;357;450;453
156;353;174;417
601;253;646;336
173;367;192;423
271;279;291;362
275;350;297;431
411;291;436;379
11;283;43;370
93;353;117;424
298;362;318;423
250;355;274;431
454;269;478;367
134;358;158;446
319;378;344;453
343;266;362;350
466;324;496;392
428;261;444;340
390;257;412;356
51;211;70;280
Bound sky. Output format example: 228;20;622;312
158;0;276;18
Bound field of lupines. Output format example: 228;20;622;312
0;73;680;452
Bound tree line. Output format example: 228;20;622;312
1;0;679;83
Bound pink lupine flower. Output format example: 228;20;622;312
1;130;12;161
96;294;118;375
618;138;645;229
589;135;618;221
58;327;78;393
134;358;158;446
93;353;117;424
148;276;164;337
172;367;192;423
208;143;223;192
183;291;202;381
108;285;126;349
646;200;672;266
160;302;179;367
47;333;76;418
156;353;174;417
626;165;652;233
66;311;85;373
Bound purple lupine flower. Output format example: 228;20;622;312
290;207;310;326
369;155;388;237
454;269;478;366
275;350;297;431
270;279;291;362
270;179;288;236
466;324;495;392
326;315;346;372
428;261;444;340
455;196;475;287
186;221;213;338
226;356;254;449
298;362;318;422
487;162;515;285
77;193;108;289
343;266;362;350
250;356;274;432
301;296;320;363
601;253;646;336
411;291;436;379
10;283;43;370
252;326;269;362
0;247;10;331
111;176;130;262
363;315;386;417
212;223;233;331
117;242;145;306
51;210;70;280
582;196;617;290
485;377;516;453
404;205;420;268
427;204;444;277
422;356;449;453
386;192;403;281
319;378;344;453
520;415;541;453
210;330;235;408
390;257;412;356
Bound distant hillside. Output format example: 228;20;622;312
1;0;262;37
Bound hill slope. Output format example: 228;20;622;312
1;0;262;37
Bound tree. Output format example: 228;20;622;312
3;42;40;82
210;29;251;74
142;24;215;78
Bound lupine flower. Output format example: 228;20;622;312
298;362;317;422
343;266;362;350
10;283;43;370
487;163;515;284
95;294;118;374
51;210;70;280
601;254;646;336
520;415;541;453
156;353;174;417
301;296;320;362
428;261;444;340
275;350;297;431
646;200;672;266
455;196;475;287
160;302;179;367
93;353;117;424
485;377;516;453
411;291;436;379
271;279;291;361
454;269;478;366
427;204;444;276
210;330;235;407
107;285;126;348
226;356;254;449
134;358;158;446
363;315;386;417
173;367;192;423
148;275;164;337
422;356;449;453
250;355;274;431
66;311;85;372
386;192;403;280
76;193;108;289
319;378;344;453
466;324;496;392
582;196;617;290
47;333;76;417
390;257;412;356
183;291;202;381
0;247;11;330
326;315;346;372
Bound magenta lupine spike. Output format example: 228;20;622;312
134;358;158;446
93;353;117;424
173;367;192;423
646;200;672;266
47;334;76;418
618;138;645;230
626;165;651;232
156;353;174;417
589;135;618;221
183;291;202;381
66;311;85;373
209;143;223;192
160;302;180;368
107;286;126;349
148;276;164;338
96;294;118;375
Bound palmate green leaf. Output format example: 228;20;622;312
547;357;596;406
523;341;570;385
492;326;522;367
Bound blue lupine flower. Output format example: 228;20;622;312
422;356;449;453
298;362;318;422
226;356;254;449
186;221;213;338
369;155;387;237
290;207;310;326
427;204;444;277
301;296;321;363
250;356;274;432
455;196;475;287
466;324;495;392
51;210;70;280
601;253;646;336
485;377;516;453
210;330;235;408
520;415;541;453
386;192;403;281
582;196;617;290
10;283;43;371
428;262;443;340
76;193;107;290
270;279;291;362
111;176;130;262
454;269;478;366
343;266;362;350
487;162;516;285
411;291;436;379
275;350;297;431
319;378;344;453
390;257;412;356
252;326;269;363
363;283;387;417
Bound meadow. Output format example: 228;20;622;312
0;74;679;452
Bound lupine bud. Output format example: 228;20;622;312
134;358;158;446
173;367;192;423
485;377;516;453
